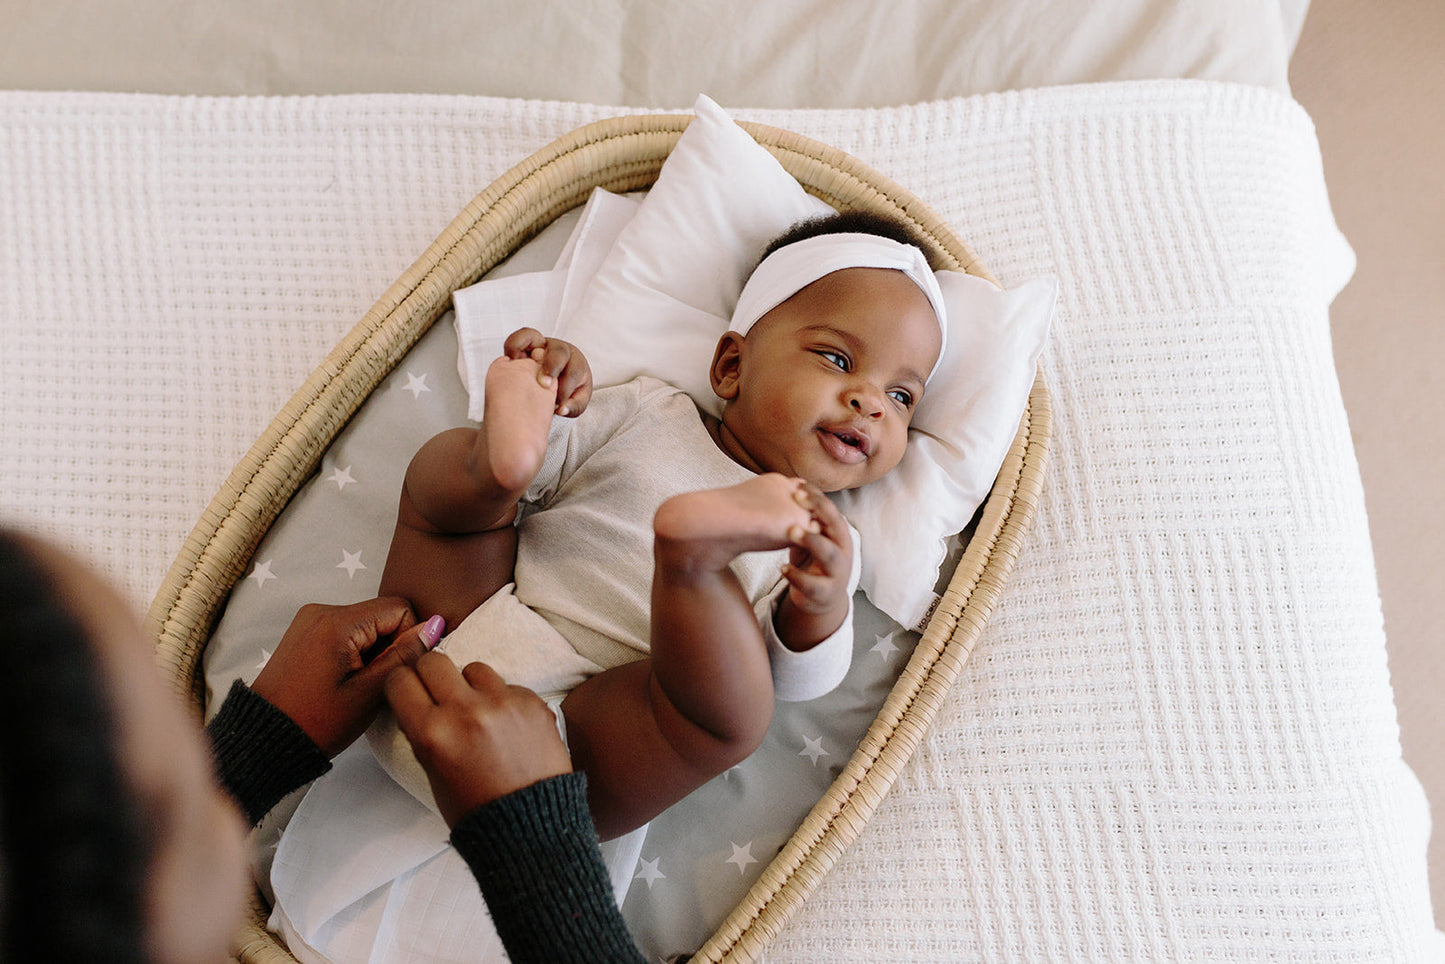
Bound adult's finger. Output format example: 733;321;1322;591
383;664;436;728
354;597;420;661
359;614;445;684
459;660;510;696
363;595;417;632
412;649;474;704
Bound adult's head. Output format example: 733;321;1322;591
0;530;248;963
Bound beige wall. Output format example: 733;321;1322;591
1290;0;1445;926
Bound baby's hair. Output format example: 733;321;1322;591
758;209;929;264
0;532;148;963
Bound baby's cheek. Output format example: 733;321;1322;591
876;428;911;475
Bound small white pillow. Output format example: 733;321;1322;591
455;95;1055;629
554;97;835;411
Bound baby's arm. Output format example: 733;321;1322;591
772;483;854;651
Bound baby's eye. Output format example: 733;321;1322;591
888;389;914;407
817;349;849;371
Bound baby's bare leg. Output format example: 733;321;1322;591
379;356;556;628
562;474;816;839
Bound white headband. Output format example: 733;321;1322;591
728;232;949;383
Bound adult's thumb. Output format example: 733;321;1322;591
364;614;445;681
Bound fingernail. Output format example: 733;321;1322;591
557;404;569;416
420;615;446;649
787;525;804;542
539;374;554;388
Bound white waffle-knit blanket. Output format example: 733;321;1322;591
1;84;1438;959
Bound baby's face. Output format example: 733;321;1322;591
716;266;942;492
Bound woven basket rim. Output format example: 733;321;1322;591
143;110;1050;963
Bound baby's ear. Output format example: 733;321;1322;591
709;332;745;400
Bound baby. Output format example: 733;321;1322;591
376;210;946;840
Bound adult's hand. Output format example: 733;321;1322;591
252;598;444;757
386;653;572;827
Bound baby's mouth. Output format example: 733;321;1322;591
817;425;872;464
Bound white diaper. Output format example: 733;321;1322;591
366;582;604;813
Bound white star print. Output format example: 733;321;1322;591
326;465;357;491
800;735;829;765
634;856;665;889
337;549;368;578
402;372;431;398
254;648;272;671
870;631;900;660
725;841;757;873
248;559;276;588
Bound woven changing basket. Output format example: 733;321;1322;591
144;112;1051;963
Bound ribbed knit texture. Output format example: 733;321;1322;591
206;681;331;827
450;773;646;964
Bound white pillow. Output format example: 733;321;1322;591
458;95;1056;629
553;97;835;411
832;270;1055;627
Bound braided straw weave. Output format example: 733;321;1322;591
143;112;1051;963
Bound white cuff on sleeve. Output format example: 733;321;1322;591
757;523;862;702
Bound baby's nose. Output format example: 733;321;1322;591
849;392;884;418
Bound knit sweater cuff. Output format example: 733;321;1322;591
450;773;645;964
206;679;332;827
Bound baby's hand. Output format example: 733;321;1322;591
775;482;853;650
503;327;593;417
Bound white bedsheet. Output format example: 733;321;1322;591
1;85;1439;958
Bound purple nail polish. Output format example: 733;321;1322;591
420;614;446;649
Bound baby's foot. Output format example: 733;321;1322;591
478;355;557;494
654;474;819;572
